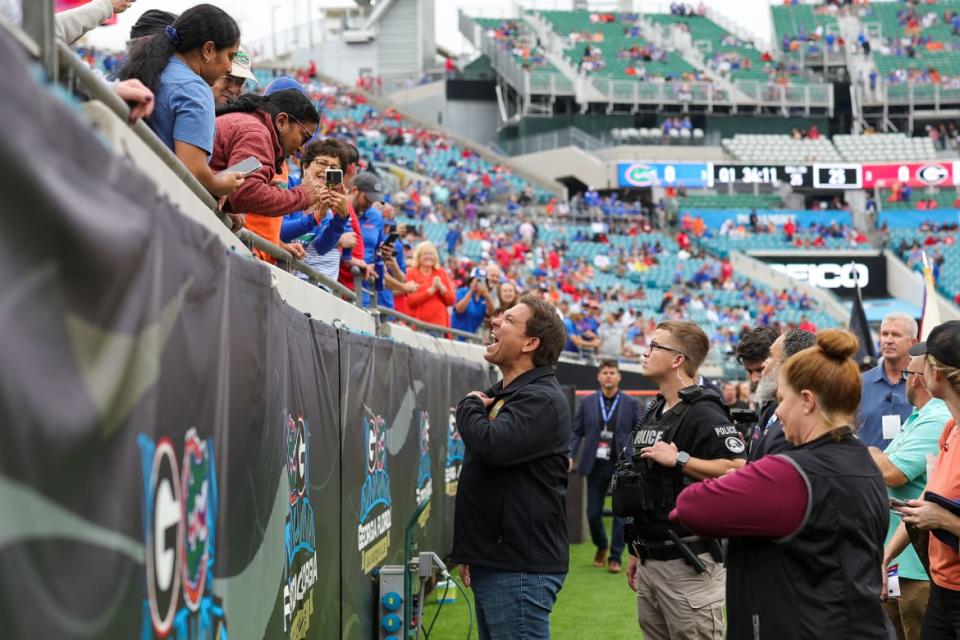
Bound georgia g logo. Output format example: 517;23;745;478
146;438;182;636
287;415;308;505
366;414;386;475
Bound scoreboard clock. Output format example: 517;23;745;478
709;164;814;187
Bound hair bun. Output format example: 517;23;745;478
816;329;859;361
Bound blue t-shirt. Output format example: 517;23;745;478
149;56;216;155
358;206;385;265
563;318;580;353
451;287;488;334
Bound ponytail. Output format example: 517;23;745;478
118;4;240;94
216;90;320;125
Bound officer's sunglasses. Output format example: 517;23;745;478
646;340;687;359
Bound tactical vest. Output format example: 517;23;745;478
612;386;729;541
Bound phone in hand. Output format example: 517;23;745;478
219;156;262;177
890;498;909;511
325;168;344;187
384;232;401;247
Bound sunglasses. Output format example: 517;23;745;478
901;370;925;381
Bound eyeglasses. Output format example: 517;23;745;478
645;340;687;359
286;113;316;146
901;370;925;381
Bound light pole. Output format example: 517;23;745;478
271;2;282;58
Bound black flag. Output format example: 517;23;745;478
849;274;877;366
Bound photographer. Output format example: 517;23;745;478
620;321;746;639
452;267;495;337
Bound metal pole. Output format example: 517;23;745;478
308;0;314;48
271;3;278;59
22;0;56;81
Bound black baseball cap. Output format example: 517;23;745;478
909;320;960;368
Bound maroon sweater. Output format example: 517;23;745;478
210;110;309;216
670;455;809;538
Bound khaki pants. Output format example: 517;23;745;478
883;577;930;640
634;553;725;640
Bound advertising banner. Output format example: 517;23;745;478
749;251;889;298
0;27;494;640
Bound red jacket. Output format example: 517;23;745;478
210;110;309;216
405;267;455;327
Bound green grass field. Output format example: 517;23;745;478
421;516;642;639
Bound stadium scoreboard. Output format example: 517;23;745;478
617;161;960;190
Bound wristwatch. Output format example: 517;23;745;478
675;451;690;470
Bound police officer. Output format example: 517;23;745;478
621;321;746;640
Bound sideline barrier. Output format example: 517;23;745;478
0;22;496;640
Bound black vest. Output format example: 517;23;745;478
725;431;889;640
623;387;731;541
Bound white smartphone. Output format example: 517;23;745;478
219;156;262;176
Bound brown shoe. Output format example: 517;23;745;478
608;560;621;574
593;548;607;567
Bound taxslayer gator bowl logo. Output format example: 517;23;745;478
283;415;317;640
622;163;657;187
444;408;464;496
416;411;433;528
358;413;392;573
138;429;226;640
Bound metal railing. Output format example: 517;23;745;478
377;307;485;343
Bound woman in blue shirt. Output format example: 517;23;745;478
118;4;244;198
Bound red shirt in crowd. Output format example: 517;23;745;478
338;203;365;290
405;267;456;327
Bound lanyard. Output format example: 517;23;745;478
599;392;620;428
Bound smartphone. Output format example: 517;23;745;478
219;156;262;176
890;498;909;510
384;232;401;247
325;168;343;187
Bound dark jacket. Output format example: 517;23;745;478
453;367;572;574
749;400;791;461
726;432;888;639
568;390;641;475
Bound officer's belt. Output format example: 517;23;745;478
636;537;713;562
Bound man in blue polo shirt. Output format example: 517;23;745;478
859;312;917;449
452;267;495;337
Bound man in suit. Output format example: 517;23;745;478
568;360;641;573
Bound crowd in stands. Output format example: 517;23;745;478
54;0;855;371
481;19;551;72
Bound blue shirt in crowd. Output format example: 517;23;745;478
149;56;216;155
451;287;489;334
858;364;914;449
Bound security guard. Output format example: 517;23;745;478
620;321;746;640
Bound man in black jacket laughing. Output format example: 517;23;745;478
453;294;572;639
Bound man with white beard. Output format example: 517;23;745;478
748;329;817;461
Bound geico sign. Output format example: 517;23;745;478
768;262;869;289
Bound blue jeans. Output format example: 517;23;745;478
470;566;566;640
587;461;625;562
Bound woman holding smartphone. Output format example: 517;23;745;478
888;321;960;636
118;4;244;198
